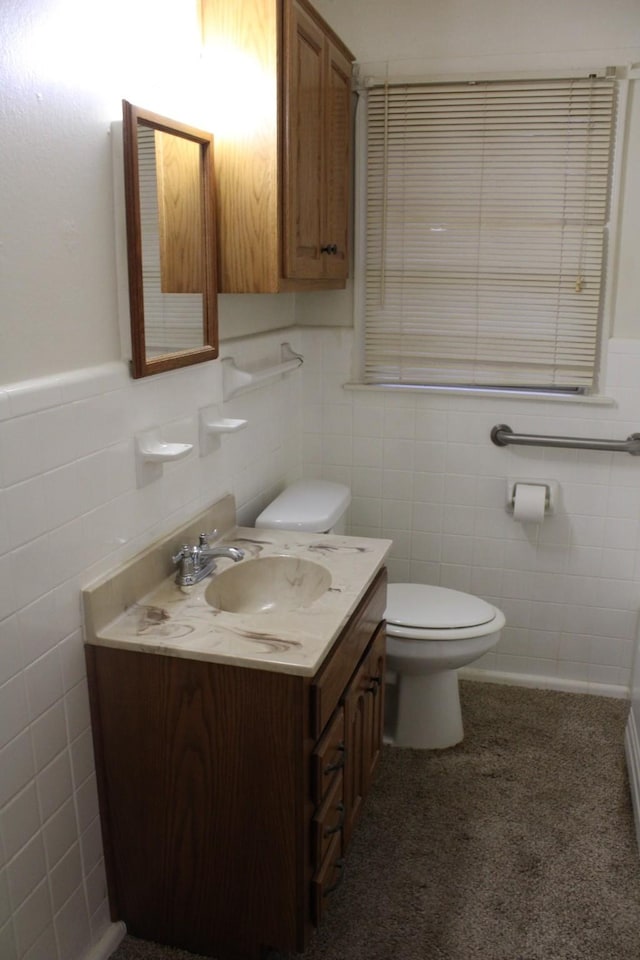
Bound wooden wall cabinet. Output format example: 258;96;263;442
86;568;386;960
200;0;355;293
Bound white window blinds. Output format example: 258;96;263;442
364;77;617;390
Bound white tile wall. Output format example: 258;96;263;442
3;325;639;960
0;330;303;960
301;328;640;698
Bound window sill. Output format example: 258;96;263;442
342;382;616;406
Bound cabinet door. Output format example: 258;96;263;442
284;0;353;281
202;0;352;291
284;1;325;279
321;39;352;281
342;624;386;849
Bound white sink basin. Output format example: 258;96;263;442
204;555;331;614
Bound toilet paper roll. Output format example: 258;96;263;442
512;483;546;523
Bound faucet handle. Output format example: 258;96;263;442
172;544;193;565
198;529;219;547
172;545;198;585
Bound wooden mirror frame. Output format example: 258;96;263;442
122;100;218;378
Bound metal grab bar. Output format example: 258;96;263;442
491;424;640;456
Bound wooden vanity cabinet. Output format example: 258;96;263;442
200;0;354;292
86;567;386;960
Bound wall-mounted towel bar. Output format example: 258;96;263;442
491;424;640;456
222;342;303;401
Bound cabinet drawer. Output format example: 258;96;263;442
312;771;344;868
311;831;345;927
311;568;387;738
312;705;345;803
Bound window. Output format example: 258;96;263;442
363;76;617;392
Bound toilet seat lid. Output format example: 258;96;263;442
386;583;497;630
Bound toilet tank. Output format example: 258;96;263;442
255;480;351;534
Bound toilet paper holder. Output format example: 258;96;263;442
506;478;558;514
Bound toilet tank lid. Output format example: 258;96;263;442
386;583;497;630
255;480;351;532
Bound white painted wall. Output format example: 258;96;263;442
315;0;640;67
0;0;295;385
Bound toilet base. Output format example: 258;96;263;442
393;669;464;750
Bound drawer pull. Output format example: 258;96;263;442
367;674;383;693
323;742;346;774
323;858;346;897
323;802;345;837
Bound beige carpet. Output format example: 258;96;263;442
109;681;640;960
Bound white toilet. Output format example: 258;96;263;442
385;584;504;750
255;480;505;751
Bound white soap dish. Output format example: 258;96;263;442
135;430;193;486
137;439;193;463
199;407;248;455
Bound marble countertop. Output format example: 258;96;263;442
86;526;392;677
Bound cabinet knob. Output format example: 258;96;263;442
323;802;346;837
323;741;346;774
320;243;338;255
367;675;383;693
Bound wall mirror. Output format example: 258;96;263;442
122;100;218;378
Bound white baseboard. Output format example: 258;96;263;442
460;666;630;700
83;922;126;960
625;706;640;856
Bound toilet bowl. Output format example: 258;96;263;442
385;584;505;750
255;480;505;751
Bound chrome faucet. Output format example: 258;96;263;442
172;533;244;586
